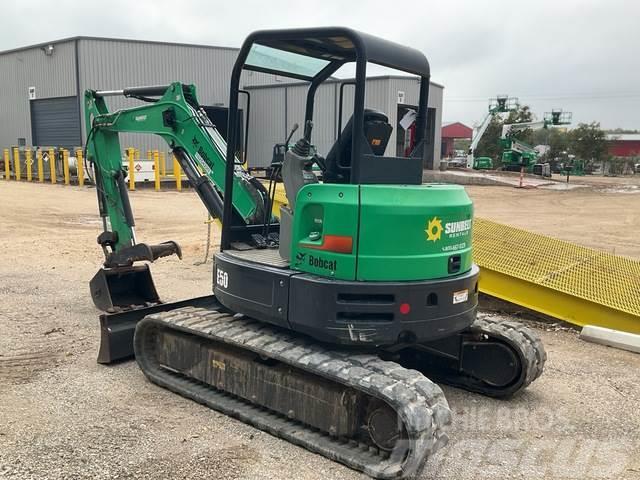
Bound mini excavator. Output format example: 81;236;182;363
85;27;546;479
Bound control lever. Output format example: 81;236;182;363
285;123;299;149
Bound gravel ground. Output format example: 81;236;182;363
0;181;639;480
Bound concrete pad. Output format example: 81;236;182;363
423;169;555;188
580;325;640;354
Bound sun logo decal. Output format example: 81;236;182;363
425;217;443;242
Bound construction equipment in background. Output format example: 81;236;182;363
466;95;519;169
561;157;586;178
501;109;572;175
84;28;546;479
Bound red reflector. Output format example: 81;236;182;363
300;235;353;254
399;303;411;315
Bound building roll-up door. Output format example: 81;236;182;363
30;96;82;148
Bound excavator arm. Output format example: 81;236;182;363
85;82;268;264
85;83;270;360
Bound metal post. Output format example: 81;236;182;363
173;154;182;191
128;148;135;191
153;150;160;191
4;149;10;180
519;165;525;188
25;148;32;181
49;148;56;184
147;149;152;162
76;149;84;186
13;147;20;181
160;151;166;177
37;149;44;182
63;149;70;185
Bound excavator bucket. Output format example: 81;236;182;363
90;265;160;312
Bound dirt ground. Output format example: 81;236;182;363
1;178;639;480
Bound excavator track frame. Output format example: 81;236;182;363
134;305;452;479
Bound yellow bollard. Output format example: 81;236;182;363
153;150;160;191
25;148;32;181
49;148;56;184
13;147;21;181
62;149;70;185
173;154;182;191
135;149;140;162
76;149;84;186
37;150;44;182
127;148;135;191
159;151;166;177
147;149;152;162
3;149;9;180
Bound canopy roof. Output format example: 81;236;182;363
242;27;430;81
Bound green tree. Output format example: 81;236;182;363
474;115;503;160
568;122;609;165
504;105;535;145
543;128;570;160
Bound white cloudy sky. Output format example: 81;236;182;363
2;0;639;129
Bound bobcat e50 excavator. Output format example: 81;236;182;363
85;27;546;479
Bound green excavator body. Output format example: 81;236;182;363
291;183;473;281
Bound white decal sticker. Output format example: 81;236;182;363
453;289;469;304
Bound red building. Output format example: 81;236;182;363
441;122;473;158
607;134;640;157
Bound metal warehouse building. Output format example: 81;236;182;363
0;36;443;170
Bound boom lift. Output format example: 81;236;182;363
501;109;572;173
466;95;519;169
85;28;546;479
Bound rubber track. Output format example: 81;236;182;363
444;317;547;397
134;306;452;479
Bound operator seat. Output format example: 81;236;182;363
324;109;393;183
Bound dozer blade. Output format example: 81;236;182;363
90;262;218;364
90;264;160;312
97;295;218;364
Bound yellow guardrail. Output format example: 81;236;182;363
173;154;182;191
48;148;56;184
128;148;136;191
13;147;20;181
4;148;10;180
76;149;84;187
2;145;186;191
62;149;70;185
25;149;32;181
37;149;44;182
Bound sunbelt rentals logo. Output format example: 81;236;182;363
425;217;444;242
425;216;472;242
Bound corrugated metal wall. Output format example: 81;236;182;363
78;38;287;158
0;37;294;156
0;40;77;148
245;77;443;169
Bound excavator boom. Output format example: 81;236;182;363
84;82;269;361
